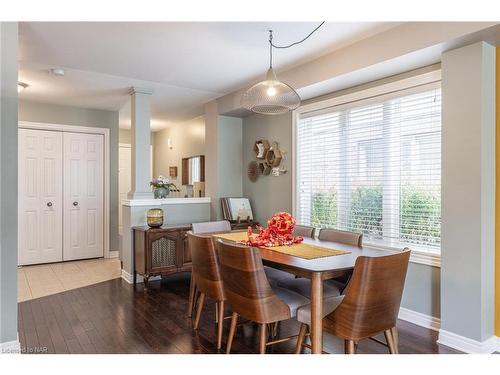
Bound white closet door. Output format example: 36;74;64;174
18;129;63;265
63;132;104;261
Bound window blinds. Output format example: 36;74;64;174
296;85;441;253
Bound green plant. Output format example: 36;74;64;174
350;185;383;237
311;192;337;228
400;186;440;246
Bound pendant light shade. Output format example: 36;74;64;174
241;25;324;115
241;67;300;115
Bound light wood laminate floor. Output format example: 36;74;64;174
18;258;121;302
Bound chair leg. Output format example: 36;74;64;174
390;326;399;353
226;312;238;354
259;324;267;354
295;324;307;354
384;329;397;354
344;340;356;354
193;292;205;330
216;301;225;350
215;301;219;324
187;272;196;317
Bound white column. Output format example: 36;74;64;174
128;87;153;199
440;41;496;352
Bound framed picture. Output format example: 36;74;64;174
224;198;253;221
169;166;178;178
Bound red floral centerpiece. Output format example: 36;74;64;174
244;212;303;247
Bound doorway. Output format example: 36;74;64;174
18;122;110;265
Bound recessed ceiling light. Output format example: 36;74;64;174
50;68;65;77
17;81;29;93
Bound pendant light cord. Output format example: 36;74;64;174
270;21;325;49
268;21;325;69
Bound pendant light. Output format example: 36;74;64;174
241;22;325;115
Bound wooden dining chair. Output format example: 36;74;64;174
293;225;315;239
192;220;232;234
187;232;227;350
216;239;310;354
294;249;410;354
317;228;363;247
276;228;363;299
187;220;231;319
319;228;363;288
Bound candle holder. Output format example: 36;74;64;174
147;208;164;228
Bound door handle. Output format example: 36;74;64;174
47;202;53;207
73;201;79;206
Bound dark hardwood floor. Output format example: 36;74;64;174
18;273;460;354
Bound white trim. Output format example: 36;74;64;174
122;197;211;207
409;250;441;267
121;269;134;283
295;69;441;115
1;335;20;354
18;121;111;259
398;307;440;331
363;243;441;267
108;250;119;258
437;330;498;354
120;269;161;284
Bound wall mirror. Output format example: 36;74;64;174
182;155;205;186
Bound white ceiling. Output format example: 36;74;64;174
18;22;399;130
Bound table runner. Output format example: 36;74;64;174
213;232;350;260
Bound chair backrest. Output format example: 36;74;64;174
192;220;231;234
325;249;410;340
293;225;315;239
318;228;363;247
187;232;225;301
215;240;290;324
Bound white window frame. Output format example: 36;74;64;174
292;69;442;267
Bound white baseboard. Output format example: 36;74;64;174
398;307;441;331
1;335;20;354
108;251;119;259
120;269;161;284
437;330;498;354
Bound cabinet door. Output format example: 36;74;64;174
63;132;104;261
18;129;63;265
147;232;178;274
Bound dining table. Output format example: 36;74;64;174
211;231;393;354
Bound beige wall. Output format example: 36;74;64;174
119;128;132;144
153;116;205;197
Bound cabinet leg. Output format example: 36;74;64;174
143;275;150;290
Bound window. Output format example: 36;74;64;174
296;84;441;254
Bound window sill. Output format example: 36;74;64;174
363;243;441;268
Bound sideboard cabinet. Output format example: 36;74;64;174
133;225;192;287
